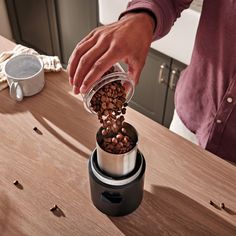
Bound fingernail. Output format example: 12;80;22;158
73;86;78;94
80;85;87;93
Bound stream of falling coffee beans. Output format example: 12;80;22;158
90;67;134;154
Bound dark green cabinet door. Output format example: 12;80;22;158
56;0;98;65
6;0;98;64
129;49;171;124
6;0;60;56
163;59;186;128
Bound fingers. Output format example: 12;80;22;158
128;64;143;85
68;38;144;95
68;30;95;66
71;44;144;94
72;40;109;94
80;48;120;93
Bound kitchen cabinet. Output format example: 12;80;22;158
163;59;186;127
129;49;170;124
5;0;98;65
5;0;60;56
55;0;98;65
129;49;186;128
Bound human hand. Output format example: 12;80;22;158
67;12;155;94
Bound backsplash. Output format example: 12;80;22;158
190;0;203;12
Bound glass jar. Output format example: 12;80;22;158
82;63;135;114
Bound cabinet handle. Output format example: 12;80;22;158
158;63;169;84
169;69;180;90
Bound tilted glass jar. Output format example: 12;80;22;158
81;63;135;114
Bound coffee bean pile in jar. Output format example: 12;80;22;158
90;67;134;154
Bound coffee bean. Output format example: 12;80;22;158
116;120;122;126
33;127;43;135
117;101;123;109
110;85;116;90
101;96;106;102
121;128;126;134
221;203;225;209
110;114;117;120
102;129;107;136
106;120;112;125
101;102;107;109
104;137;112;143
50;205;58;212
108;103;114;109
121;108;126;114
209;200;214;206
112;137;118;145
121;97;126;103
106;126;111;133
112;123;118;130
123;136;129;143
103;110;109;116
120;116;125;122
116;133;123;140
118;142;124;148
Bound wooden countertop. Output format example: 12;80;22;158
0;35;235;236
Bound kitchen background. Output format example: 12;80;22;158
0;0;203;128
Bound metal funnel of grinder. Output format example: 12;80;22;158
96;122;138;177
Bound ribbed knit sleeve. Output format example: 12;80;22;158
120;0;193;40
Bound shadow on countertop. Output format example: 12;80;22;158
0;72;99;159
109;185;236;236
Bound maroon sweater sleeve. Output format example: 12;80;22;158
120;0;193;40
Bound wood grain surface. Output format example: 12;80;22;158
0;35;236;236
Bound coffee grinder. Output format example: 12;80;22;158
88;122;146;216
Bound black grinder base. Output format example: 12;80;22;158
88;149;146;216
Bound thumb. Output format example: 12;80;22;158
127;63;143;85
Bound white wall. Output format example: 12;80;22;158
0;0;13;40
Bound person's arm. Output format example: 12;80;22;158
67;0;192;94
122;0;193;40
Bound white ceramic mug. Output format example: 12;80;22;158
4;54;45;101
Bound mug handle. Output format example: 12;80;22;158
9;82;23;102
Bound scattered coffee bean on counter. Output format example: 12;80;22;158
13;180;23;190
209;200;221;210
90;68;134;154
50;204;58;212
220;203;225;209
33;127;43;135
